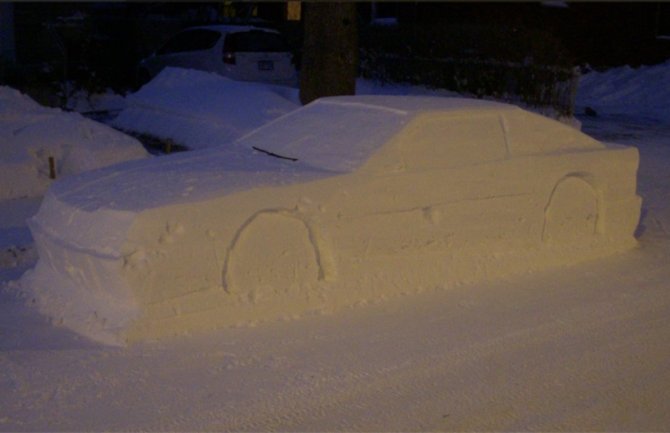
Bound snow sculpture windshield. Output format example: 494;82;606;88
238;99;409;172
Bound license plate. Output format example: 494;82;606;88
258;60;274;71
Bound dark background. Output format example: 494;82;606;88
2;2;669;106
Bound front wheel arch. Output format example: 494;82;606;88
222;210;334;297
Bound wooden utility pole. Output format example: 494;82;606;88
299;2;358;105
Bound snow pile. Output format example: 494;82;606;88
20;96;641;345
576;60;670;121
0;87;149;201
111;67;301;150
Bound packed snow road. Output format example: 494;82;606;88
1;114;669;431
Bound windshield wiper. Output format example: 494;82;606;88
252;146;298;162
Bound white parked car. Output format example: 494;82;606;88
23;95;642;345
137;25;297;87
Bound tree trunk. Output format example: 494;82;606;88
299;2;358;105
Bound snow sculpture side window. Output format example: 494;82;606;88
398;114;507;170
503;110;602;156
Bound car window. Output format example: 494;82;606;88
158;29;221;55
223;31;289;53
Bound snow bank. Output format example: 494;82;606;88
0;87;149;201
21;95;642;345
576;60;670;121
111;67;300;150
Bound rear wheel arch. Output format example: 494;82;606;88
542;173;602;244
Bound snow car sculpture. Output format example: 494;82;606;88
22;95;642;345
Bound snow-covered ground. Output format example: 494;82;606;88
1;63;669;430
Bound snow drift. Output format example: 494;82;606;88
0;87;149;201
576;60;670;122
111;67;300;150
21;95;642;345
